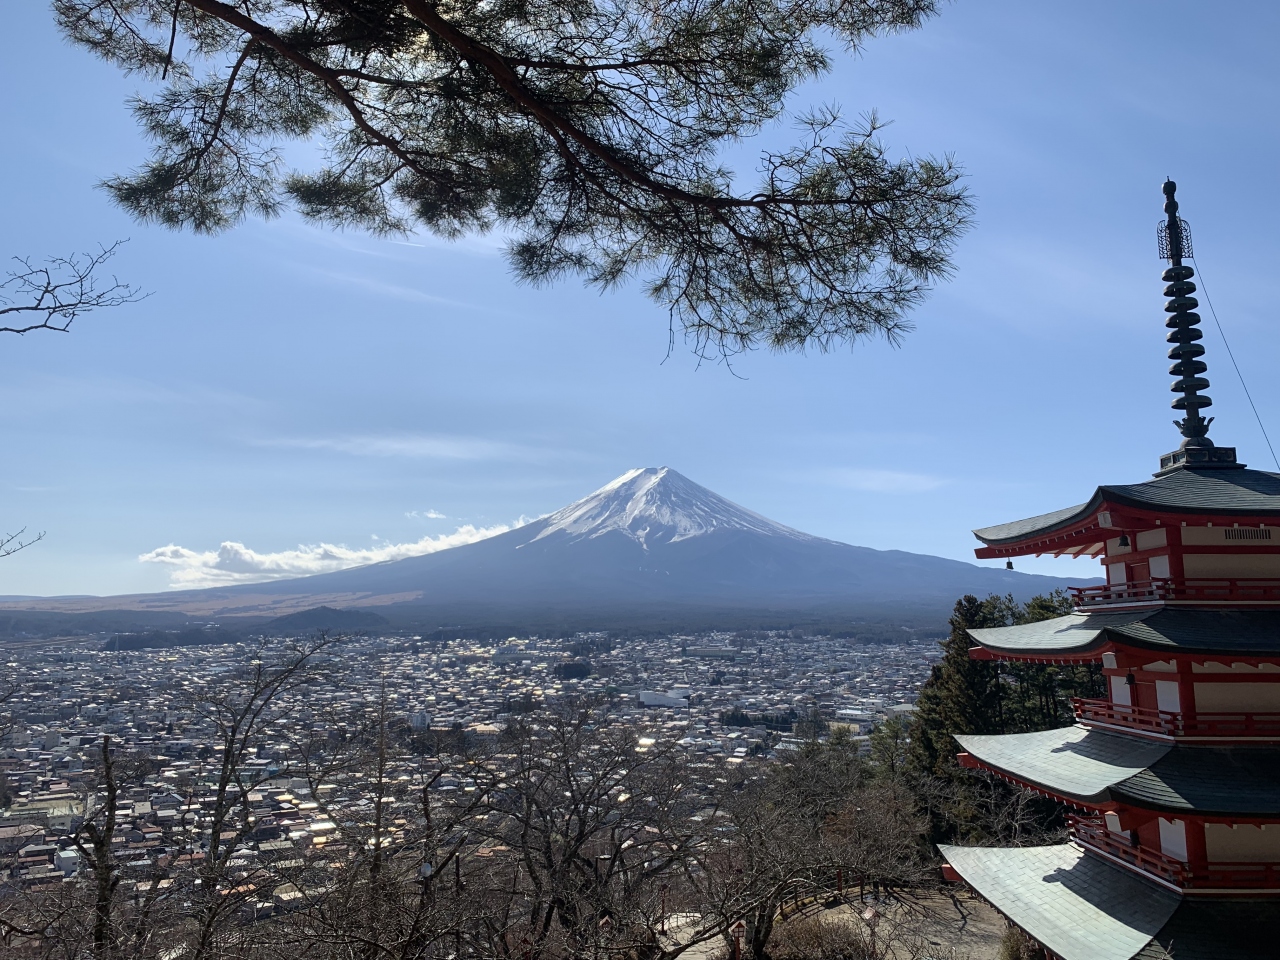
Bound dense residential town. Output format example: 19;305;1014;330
1;630;937;899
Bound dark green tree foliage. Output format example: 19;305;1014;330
793;707;828;741
552;658;592;679
55;0;971;356
999;591;1105;734
908;595;1003;778
908;591;1105;844
910;591;1105;777
866;715;912;780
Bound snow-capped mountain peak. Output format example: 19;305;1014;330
530;467;813;549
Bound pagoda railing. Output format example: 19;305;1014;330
1072;697;1280;738
1069;816;1187;885
1070;578;1280;608
1072;698;1180;735
1070;816;1280;890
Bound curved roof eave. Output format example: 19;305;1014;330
956;727;1170;803
967;612;1150;656
969;609;1280;657
972;495;1102;546
973;467;1280;548
938;844;1178;960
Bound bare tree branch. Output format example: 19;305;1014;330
0;241;146;335
0;527;45;558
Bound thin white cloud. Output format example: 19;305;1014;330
820;468;947;494
406;509;447;519
256;433;526;461
310;269;477;309
140;523;514;589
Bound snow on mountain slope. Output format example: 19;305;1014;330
529;467;815;549
0;466;1101;620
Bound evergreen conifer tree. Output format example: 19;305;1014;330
54;0;971;356
907;594;1004;778
908;590;1106;843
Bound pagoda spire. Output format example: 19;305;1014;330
1160;180;1213;444
1156;181;1239;472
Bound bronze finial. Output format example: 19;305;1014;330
1160;180;1213;445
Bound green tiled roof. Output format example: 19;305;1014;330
938;844;1178;960
967;611;1144;655
1116;744;1280;816
1111;608;1280;654
973;467;1280;546
956;726;1170;802
959;725;1280;815
1135;899;1280;960
972;502;1091;544
968;608;1280;656
942;843;1279;959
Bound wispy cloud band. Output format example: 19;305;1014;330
253;433;531;461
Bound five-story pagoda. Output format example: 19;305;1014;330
940;182;1280;959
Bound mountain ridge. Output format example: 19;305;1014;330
0;467;1099;623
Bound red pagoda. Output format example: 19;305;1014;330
939;182;1280;959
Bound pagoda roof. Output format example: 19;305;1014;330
937;844;1178;960
973;466;1280;548
968;607;1280;658
956;726;1168;803
940;843;1279;960
1135;898;1280;959
957;725;1280;815
1118;743;1280;816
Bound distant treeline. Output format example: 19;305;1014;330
103;628;245;651
413;618;944;645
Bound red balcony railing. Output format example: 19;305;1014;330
1070;817;1280;890
1069;817;1187;885
1070;578;1280;608
1072;698;1180;735
1072;697;1280;739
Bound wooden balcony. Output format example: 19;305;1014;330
1072;697;1280;740
1069;816;1187;885
1070;578;1280;609
1070;817;1280;891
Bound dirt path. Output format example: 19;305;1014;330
667;889;1006;960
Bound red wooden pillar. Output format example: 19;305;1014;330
1166;523;1186;582
1184;816;1208;877
1175;656;1197;723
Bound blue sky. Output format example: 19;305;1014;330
4;1;1280;596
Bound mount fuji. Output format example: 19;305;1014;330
2;468;1099;627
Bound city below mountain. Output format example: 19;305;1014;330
2;468;1098;631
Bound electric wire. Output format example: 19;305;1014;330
1189;256;1280;471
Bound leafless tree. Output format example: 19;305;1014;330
457;701;721;960
5;680;943;960
1;242;145;335
265;680;495;960
167;634;342;960
76;736;123;958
